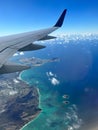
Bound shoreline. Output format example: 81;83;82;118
19;71;42;130
20;110;41;130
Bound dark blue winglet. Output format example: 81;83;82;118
54;9;67;27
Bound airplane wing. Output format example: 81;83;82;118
0;9;67;74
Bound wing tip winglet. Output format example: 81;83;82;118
54;9;67;27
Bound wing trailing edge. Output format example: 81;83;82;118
38;35;56;41
18;43;46;52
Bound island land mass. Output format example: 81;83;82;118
0;73;41;130
0;57;60;130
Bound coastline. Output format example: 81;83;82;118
20;110;41;130
20;71;42;130
0;72;41;130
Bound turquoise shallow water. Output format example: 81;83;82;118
21;66;82;130
20;41;98;130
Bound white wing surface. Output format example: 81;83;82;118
0;9;67;74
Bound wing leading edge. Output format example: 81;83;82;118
0;9;67;74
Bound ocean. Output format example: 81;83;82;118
21;38;98;130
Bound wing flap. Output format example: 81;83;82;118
38;35;56;41
18;43;46;52
0;62;30;74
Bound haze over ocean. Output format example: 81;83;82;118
20;35;98;130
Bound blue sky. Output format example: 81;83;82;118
0;0;98;35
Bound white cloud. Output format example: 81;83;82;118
65;105;83;130
49;71;54;76
39;34;98;45
46;71;54;77
13;79;20;83
19;52;24;55
46;71;60;86
46;71;57;77
46;72;49;77
68;126;73;130
13;52;24;57
13;53;19;56
51;77;60;86
9;90;18;95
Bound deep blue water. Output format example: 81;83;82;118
21;39;98;130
